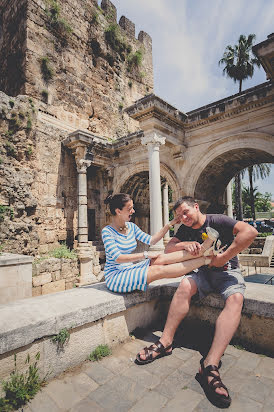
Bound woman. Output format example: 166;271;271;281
102;193;219;293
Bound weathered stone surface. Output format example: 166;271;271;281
42;279;65;295
32;286;42;297
32;272;52;287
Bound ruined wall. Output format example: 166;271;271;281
0;92;39;254
0;0;154;256
1;0;154;138
0;0;27;96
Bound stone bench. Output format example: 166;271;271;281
0;279;273;383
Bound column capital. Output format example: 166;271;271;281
76;159;91;174
141;132;166;147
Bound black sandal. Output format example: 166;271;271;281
135;340;172;365
195;359;231;408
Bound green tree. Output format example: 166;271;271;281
234;184;272;218
243;164;271;219
219;34;261;220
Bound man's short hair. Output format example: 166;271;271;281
173;196;198;211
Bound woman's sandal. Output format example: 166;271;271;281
195;358;231;408
135;340;172;365
202;227;227;257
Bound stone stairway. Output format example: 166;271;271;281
270;254;274;268
89;240;105;272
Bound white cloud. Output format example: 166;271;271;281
112;0;274;111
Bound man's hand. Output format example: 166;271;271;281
209;253;228;268
182;241;202;256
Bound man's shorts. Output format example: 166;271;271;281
185;265;246;301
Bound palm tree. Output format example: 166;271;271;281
219;34;261;220
244;164;271;220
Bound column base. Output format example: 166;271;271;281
76;244;97;286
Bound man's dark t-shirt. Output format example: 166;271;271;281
175;214;239;269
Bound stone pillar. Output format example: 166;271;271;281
76;159;97;286
226;181;233;218
141;132;165;250
163;182;170;245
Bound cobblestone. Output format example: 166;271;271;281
19;336;274;411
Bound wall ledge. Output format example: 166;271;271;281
0;279;273;356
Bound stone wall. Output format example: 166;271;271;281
0;0;154;138
0;0;27;96
0;92;39;254
0;0;154;258
32;257;79;295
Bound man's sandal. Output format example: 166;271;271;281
135;340;172;365
195;359;231;408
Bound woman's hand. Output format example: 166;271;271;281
148;251;163;259
169;216;181;227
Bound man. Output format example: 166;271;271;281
136;196;257;407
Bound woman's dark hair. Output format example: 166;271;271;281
104;193;131;215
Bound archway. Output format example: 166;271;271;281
182;132;274;211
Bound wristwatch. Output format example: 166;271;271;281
143;251;149;259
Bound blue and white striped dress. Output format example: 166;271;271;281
101;222;152;293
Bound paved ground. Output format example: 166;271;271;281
23;330;274;412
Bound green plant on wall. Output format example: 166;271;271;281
51;328;70;351
45;0;73;41
49;244;77;259
40;57;54;82
127;49;143;72
105;24;132;60
0;206;14;222
0;353;46;411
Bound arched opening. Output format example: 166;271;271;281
120;171;176;233
194;148;274;212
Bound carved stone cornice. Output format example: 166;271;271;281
185;82;273;130
141;132;166;147
125;94;187;138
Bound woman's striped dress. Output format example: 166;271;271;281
101;222;152;293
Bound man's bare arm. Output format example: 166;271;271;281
209;221;258;267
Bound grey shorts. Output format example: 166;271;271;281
186;265;246;301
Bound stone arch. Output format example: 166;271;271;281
115;161;181;202
183;132;274;206
113;161;181;232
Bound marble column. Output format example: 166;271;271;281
163;182;170;245
76;159;96;285
141;132;165;250
226;180;233;218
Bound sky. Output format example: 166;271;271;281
111;0;274;198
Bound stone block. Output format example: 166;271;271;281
61;263;74;278
45;230;56;243
65;281;75;290
38;244;49;254
32;272;52;287
93;265;101;275
52;270;61;281
32;286;42;296
38;258;60;273
0;254;33;303
42;321;104;378
42;279;65;295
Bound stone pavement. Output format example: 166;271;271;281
23;331;274;412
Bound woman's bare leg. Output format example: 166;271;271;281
152;235;215;266
147;256;210;284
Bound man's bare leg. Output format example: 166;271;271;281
200;293;244;396
138;276;197;361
